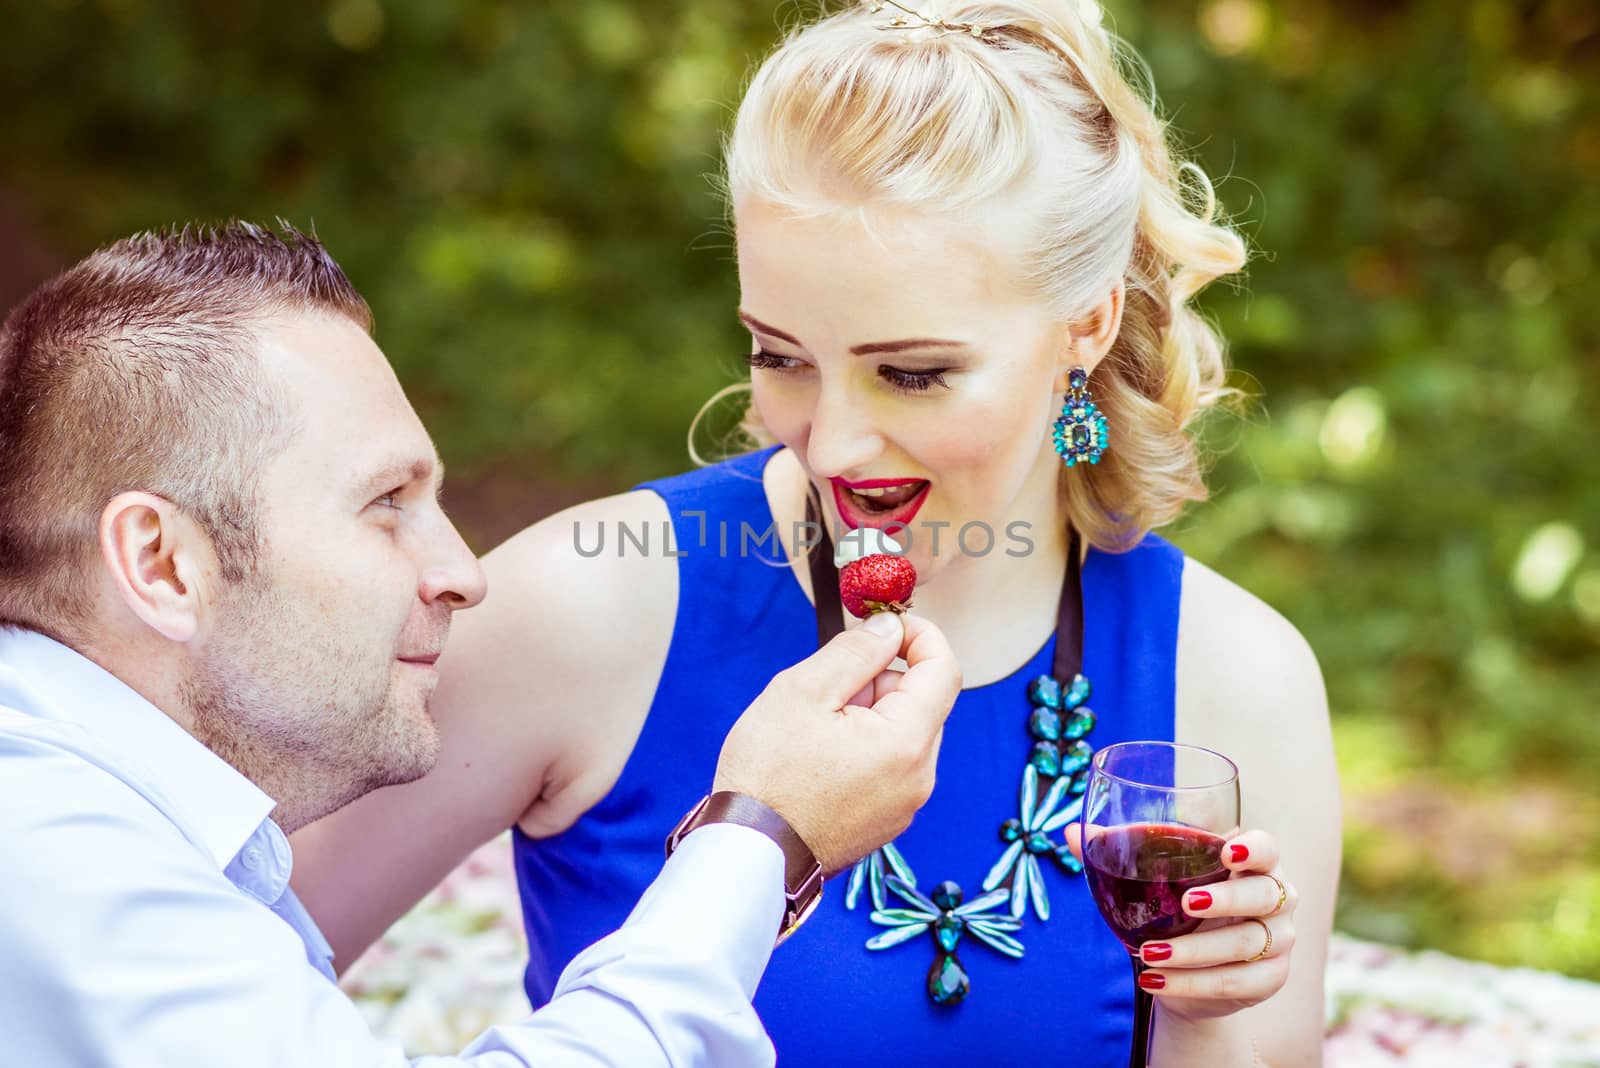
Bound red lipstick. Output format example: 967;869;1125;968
830;477;932;531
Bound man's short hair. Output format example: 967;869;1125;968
0;221;372;639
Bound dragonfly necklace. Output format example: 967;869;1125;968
807;502;1099;1006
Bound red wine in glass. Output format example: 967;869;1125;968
1080;742;1240;1068
1084;823;1231;949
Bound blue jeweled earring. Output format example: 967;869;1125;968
1052;367;1109;467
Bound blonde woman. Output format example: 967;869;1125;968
294;2;1339;1062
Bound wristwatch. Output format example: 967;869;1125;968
665;791;825;944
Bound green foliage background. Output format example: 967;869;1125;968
4;0;1597;976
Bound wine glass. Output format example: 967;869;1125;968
1079;741;1241;1068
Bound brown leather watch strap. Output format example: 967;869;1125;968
694;791;819;891
666;791;825;942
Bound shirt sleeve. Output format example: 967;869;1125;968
0;736;786;1068
438;823;785;1067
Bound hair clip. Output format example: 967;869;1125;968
868;0;988;37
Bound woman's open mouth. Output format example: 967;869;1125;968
831;477;932;531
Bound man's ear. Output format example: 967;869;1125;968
1052;279;1125;389
98;492;214;644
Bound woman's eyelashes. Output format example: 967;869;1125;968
744;349;952;394
877;365;950;392
745;349;803;372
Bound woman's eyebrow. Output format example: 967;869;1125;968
739;311;968;356
848;338;967;355
737;311;801;346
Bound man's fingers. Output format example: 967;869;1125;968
844;665;917;710
898;614;952;668
784;614;957;724
784;612;906;707
869;615;960;726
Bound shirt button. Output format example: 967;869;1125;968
242;848;263;871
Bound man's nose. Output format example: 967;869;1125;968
419;516;487;610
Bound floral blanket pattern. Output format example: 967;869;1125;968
340;837;1600;1066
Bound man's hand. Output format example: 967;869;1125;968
712;612;961;875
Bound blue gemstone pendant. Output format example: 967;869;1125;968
1059;739;1094;776
1027;674;1063;709
927;953;970;1005
1065;674;1092;709
1029;706;1063;741
1029;741;1062;776
934;913;963;953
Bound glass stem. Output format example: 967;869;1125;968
1129;954;1153;1068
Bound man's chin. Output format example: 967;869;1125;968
377;716;442;790
344;689;440;795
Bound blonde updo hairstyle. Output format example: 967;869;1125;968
719;0;1247;550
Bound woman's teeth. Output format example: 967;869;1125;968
847;482;927;513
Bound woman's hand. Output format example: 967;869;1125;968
1134;828;1298;1022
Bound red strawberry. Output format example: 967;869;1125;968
840;553;917;619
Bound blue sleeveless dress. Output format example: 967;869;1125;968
513;447;1185;1066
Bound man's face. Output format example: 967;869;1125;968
184;311;485;829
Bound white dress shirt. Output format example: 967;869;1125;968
0;627;786;1067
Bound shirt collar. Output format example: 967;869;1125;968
0;626;279;872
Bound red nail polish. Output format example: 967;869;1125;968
1138;971;1166;991
1187;890;1213;911
1142;943;1172;963
1229;844;1249;864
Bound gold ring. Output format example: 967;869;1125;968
1244;917;1273;962
1265;872;1288;915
